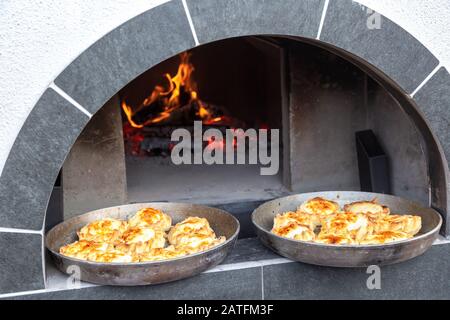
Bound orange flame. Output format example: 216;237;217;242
122;52;213;128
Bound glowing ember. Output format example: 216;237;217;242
122;122;145;155
121;52;254;157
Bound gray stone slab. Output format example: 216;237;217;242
62;95;127;219
288;41;366;192
55;0;195;114
0;88;90;229
413;67;450;235
320;0;439;94
187;0;325;44
0;233;44;294
263;243;450;299
212;200;269;239
222;238;279;265
367;80;429;206
13;267;262;300
414;67;450;164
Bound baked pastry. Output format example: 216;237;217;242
272;222;315;241
314;233;356;245
59;240;111;260
139;246;186;262
168;217;215;246
297;197;340;217
320;213;370;242
120;226;166;247
168;216;225;253
272;211;320;231
114;226;167;257
77;218;128;243
174;235;226;254
359;231;411;244
344;200;390;217
371;215;421;236
88;250;134;263
128;207;172;231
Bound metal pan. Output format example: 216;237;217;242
46;202;240;285
251;191;442;267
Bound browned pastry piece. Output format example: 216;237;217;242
319;212;370;242
168;216;225;253
60;240;134;262
119;226;166;247
128;207;172;231
297;197;340;218
344;199;390;218
77;218;128;243
138;246;187;262
88;250;134;263
272;221;316;241
59;240;111;260
272;211;321;231
114;226;167;258
371;214;422;236
168;216;215;246
174;235;226;254
359;230;411;244
314;233;356;245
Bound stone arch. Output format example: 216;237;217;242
0;0;449;294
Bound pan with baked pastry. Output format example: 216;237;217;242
254;191;441;267
49;202;239;286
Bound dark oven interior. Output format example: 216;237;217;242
51;36;433;238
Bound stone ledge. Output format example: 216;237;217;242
3;238;450;299
0;232;44;295
264;241;450;299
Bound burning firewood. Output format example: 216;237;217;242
121;51;246;156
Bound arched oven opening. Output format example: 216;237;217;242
48;36;444;239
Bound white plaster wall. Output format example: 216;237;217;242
0;0;449;174
0;0;169;174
